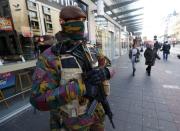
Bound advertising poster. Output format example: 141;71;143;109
0;72;15;90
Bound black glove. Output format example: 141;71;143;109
86;67;110;85
84;79;98;98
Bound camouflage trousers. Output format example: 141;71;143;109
50;109;105;131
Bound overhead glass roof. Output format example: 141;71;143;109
104;0;144;33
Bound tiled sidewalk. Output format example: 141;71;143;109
106;50;180;131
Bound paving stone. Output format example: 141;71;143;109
171;113;180;123
158;120;178;131
117;103;131;112
142;102;156;110
143;108;157;119
129;104;143;115
157;111;174;122
124;123;142;131
142;96;155;103
113;110;129;121
155;103;169;112
105;119;125;131
142;127;158;131
127;113;143;125
142;117;159;129
175;123;180;131
154;98;167;104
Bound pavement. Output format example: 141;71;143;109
1;45;180;131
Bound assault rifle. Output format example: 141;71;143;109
67;40;115;129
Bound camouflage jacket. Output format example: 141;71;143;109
30;32;113;130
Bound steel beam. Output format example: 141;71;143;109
105;0;139;11
127;27;143;30
126;27;143;30
124;21;143;25
122;21;143;25
127;25;143;28
111;7;143;17
121;18;143;23
126;26;143;30
127;25;143;29
118;14;143;21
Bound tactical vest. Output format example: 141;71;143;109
58;44;111;118
59;54;88;118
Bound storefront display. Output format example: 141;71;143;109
0;30;23;63
0;0;34;122
95;16;121;60
120;31;129;55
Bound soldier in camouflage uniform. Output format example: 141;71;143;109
30;6;114;131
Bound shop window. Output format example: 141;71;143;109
19;35;35;60
0;31;22;61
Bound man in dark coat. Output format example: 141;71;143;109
153;35;161;51
144;45;160;76
162;41;171;61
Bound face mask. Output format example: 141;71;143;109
61;21;85;40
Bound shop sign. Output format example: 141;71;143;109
0;17;13;31
0;72;15;89
21;26;33;37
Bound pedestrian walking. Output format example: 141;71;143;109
144;44;160;76
162;41;171;61
29;6;114;131
153;35;161;55
129;39;140;76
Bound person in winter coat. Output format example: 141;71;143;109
144;45;160;76
162;41;171;61
129;39;140;76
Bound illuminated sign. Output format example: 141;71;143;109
0;72;15;89
0;17;13;31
